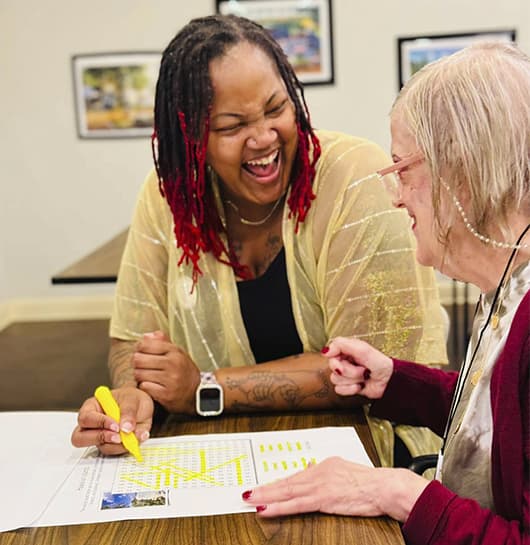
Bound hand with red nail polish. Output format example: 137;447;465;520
322;336;393;399
242;490;252;500
241;456;427;522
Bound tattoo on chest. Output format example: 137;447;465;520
231;231;282;277
230;240;243;259
255;233;281;276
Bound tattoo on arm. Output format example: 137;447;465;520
109;342;137;387
225;368;331;411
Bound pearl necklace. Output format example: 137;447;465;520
225;197;283;227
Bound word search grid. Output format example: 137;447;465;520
111;436;317;493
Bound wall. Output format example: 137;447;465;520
1;0;527;324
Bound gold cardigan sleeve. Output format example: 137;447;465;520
284;130;447;465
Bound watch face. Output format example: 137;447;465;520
196;384;223;416
199;387;221;413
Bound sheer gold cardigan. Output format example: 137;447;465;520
111;130;448;466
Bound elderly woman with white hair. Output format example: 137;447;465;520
243;41;530;545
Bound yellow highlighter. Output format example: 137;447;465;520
94;386;143;462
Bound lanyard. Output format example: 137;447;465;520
439;223;530;457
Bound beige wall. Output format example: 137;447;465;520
1;1;528;317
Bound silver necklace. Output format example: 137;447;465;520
225;197;283;226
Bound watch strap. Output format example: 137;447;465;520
200;371;219;385
196;371;223;417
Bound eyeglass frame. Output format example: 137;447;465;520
376;151;425;199
377;151;527;249
377;151;424;178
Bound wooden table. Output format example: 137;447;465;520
0;410;404;545
51;229;128;284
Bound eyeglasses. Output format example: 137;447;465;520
376;151;424;198
377;153;528;250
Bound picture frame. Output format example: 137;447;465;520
397;29;516;89
215;0;334;85
72;52;161;139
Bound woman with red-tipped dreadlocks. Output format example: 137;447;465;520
72;15;447;468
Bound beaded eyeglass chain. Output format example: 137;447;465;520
441;179;529;250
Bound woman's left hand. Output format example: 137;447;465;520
132;331;201;414
242;457;429;523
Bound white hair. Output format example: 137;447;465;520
393;41;530;242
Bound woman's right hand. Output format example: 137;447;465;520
71;386;154;455
322;337;393;400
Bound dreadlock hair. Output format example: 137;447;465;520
152;14;321;284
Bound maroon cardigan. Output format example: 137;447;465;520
370;290;530;545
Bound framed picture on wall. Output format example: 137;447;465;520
72;52;161;139
215;0;334;85
397;29;516;89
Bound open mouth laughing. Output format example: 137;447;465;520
242;149;280;182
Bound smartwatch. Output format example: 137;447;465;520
195;372;224;416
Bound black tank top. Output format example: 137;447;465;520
237;248;303;363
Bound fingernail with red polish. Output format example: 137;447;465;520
334;368;342;376
256;505;267;513
321;346;329;354
364;369;371;380
242;490;252;500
